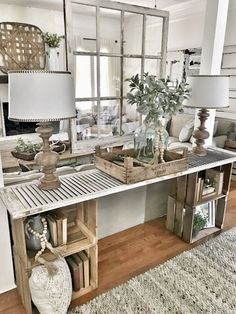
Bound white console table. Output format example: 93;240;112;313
1;147;236;313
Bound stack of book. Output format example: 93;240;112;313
66;251;90;291
46;210;67;247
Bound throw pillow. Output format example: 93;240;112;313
179;120;194;142
29;258;72;314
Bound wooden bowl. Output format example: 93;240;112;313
11;151;36;161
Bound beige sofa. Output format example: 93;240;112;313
167;113;235;149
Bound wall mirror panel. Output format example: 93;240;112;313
100;56;121;98
72;3;97;53
124;13;143;55
100;8;121;54
67;0;169;151
145;15;163;56
144;58;161;76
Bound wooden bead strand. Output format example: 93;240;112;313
27;217;48;261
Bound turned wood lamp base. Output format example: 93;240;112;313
35;122;60;190
192;108;210;156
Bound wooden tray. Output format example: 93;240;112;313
95;147;188;184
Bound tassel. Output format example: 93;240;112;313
36;256;58;277
46;242;64;258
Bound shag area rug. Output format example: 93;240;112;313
70;228;236;314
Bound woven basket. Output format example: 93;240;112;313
0;22;46;73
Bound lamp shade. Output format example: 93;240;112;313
184;75;229;109
8;70;76;122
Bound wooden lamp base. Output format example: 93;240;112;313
192;108;210;157
35;122;60;190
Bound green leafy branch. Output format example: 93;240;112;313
15;138;42;154
126;73;191;127
193;212;208;231
42;32;64;48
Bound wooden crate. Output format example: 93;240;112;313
95;147;188;184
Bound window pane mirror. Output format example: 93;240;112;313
60;0;168;152
124;12;143;55
72;3;97;53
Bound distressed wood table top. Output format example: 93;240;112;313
1;147;236;220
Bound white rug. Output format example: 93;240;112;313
70;228;236;314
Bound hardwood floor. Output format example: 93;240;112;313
1;181;236;314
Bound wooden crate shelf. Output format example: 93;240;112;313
26;237;96;270
167;162;233;243
195;193;226;206
191;227;221;243
8;196;98;314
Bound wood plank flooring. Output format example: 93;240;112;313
1;181;236;314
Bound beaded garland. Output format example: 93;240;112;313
27;217;48;261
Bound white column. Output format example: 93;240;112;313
194;0;229;146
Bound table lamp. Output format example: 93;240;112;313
8;70;76;190
184;75;229;156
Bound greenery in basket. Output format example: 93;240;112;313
14;138;42;154
193;211;208;232
41;32;64;48
126;73;191;127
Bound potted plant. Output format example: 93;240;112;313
12;138;42;161
126;73;190;163
192;211;208;238
41;32;64;48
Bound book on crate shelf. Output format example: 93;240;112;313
196;169;224;202
66;250;90;291
46;209;67;247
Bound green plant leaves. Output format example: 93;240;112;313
15;138;42;154
126;73;191;126
193;212;208;231
42;32;64;48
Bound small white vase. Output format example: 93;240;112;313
48;48;60;71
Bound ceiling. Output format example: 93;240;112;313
0;0;192;11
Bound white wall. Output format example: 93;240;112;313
0;4;64;34
167;0;236;50
98;187;146;239
97;183;169;239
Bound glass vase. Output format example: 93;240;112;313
134;125;155;162
134;118;169;163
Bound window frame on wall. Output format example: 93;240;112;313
63;0;169;152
